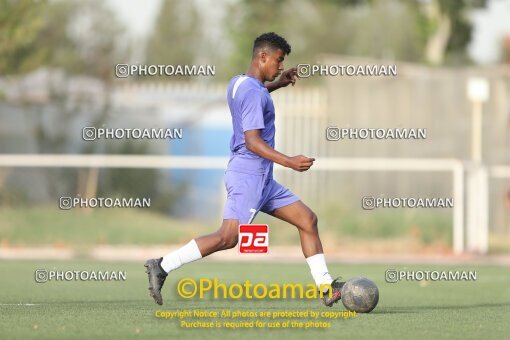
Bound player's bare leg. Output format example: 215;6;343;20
270;200;344;307
144;219;239;305
195;219;240;257
269;200;323;257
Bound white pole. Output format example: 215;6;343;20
471;100;483;162
478;167;489;254
466;77;490;254
466;168;478;252
453;162;465;254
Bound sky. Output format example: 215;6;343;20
468;0;510;64
106;0;162;38
106;0;510;65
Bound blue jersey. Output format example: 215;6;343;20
226;74;276;178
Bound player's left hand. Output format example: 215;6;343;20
277;67;299;88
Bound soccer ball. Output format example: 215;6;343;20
340;277;379;313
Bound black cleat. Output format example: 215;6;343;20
322;278;345;307
144;258;168;305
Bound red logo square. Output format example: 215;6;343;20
239;224;269;253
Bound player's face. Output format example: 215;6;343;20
263;48;285;82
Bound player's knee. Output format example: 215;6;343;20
310;212;318;227
218;232;238;250
300;212;318;234
223;235;238;249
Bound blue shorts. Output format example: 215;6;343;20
222;170;300;224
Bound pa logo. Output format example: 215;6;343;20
239;224;269;254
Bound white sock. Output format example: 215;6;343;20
160;239;203;273
306;253;333;292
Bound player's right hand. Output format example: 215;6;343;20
288;155;315;172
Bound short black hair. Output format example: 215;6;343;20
253;32;291;57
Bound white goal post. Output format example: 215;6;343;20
0;154;474;253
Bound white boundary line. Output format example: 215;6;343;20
0;303;38;306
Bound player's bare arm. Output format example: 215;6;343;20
244;129;315;172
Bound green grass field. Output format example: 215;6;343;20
0;206;207;246
1;260;509;339
3;205;510;252
0;205;455;248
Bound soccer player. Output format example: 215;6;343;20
145;32;343;307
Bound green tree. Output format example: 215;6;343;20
146;0;201;67
0;0;126;80
412;0;487;65
0;0;48;74
0;0;128;202
223;0;487;70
